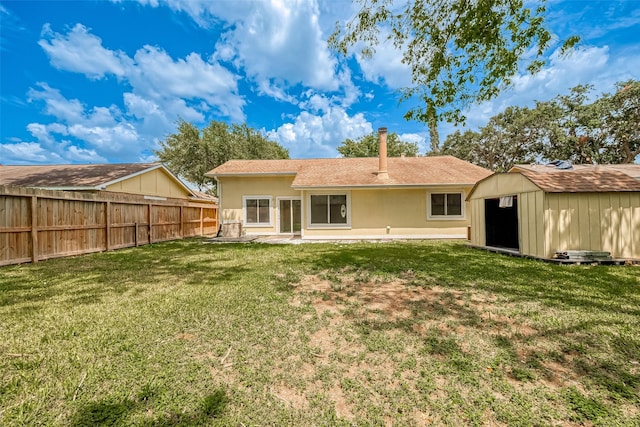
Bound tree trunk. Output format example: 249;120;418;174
428;105;440;154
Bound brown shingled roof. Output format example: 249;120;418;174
0;163;161;188
511;164;640;192
207;156;492;187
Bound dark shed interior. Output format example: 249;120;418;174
485;197;519;251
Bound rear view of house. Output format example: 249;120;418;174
207;128;492;240
467;164;640;260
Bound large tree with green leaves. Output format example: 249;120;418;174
601;80;640;163
442;80;640;170
441;105;544;171
337;131;420;157
329;0;578;152
156;120;289;192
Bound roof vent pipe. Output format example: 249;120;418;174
378;127;388;178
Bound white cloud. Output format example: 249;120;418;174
28;83;85;123
356;38;413;90
0;141;61;163
66;145;107;162
213;0;338;91
299;93;331;113
26;123;60;146
398;132;427;153
267;107;372;158
129;46;244;121
39;24;246;123
26;84;143;160
39;23;130;79
141;0;341;93
28;23;251;163
0;139;105;164
67;123;138;153
256;80;298;104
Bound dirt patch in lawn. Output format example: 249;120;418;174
283;272;607;422
291;272;508;328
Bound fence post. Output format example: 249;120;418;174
31;195;38;263
199;207;204;236
180;205;184;238
105;201;111;251
148;203;152;244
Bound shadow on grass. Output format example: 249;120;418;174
70;388;227;427
0;239;259;309
305;242;640;316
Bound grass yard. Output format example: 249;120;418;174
1;239;639;426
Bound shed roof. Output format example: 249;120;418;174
207;156;492;188
0;163;197;196
510;164;640;193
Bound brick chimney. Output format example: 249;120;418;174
377;127;388;178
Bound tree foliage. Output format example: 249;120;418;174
156;120;289;192
329;0;578;144
337;131;420;157
602;80;640;163
441;80;640;170
441;106;542;171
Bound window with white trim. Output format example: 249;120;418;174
310;194;348;226
243;196;271;226
428;192;464;219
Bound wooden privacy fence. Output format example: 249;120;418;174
0;185;218;266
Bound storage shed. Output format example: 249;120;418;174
467;164;640;260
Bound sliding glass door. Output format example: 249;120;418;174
278;198;301;234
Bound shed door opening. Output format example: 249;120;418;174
485;196;519;250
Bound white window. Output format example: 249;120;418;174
309;193;350;227
243;196;272;226
428;192;464;219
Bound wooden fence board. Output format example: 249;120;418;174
0;185;218;266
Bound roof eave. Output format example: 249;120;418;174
34;186;102;191
207;171;298;178
292;182;477;190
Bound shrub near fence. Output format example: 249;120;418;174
0;185;218;266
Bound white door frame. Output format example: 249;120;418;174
276;196;302;235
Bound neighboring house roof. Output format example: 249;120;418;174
207;156;492;188
510;164;640;193
0;163;198;197
191;189;219;203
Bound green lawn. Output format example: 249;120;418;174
1;239;639;426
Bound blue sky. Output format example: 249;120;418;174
1;0;639;165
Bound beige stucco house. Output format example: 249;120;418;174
0;163;206;201
207;128;491;240
467;164;640;259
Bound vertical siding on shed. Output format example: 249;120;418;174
543;192;640;259
470;199;485;246
605;194;618;256
588;195;602;252
619;193;632;258
535;191;545;257
518;194;528;254
632;195;640;258
518;191;545;257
